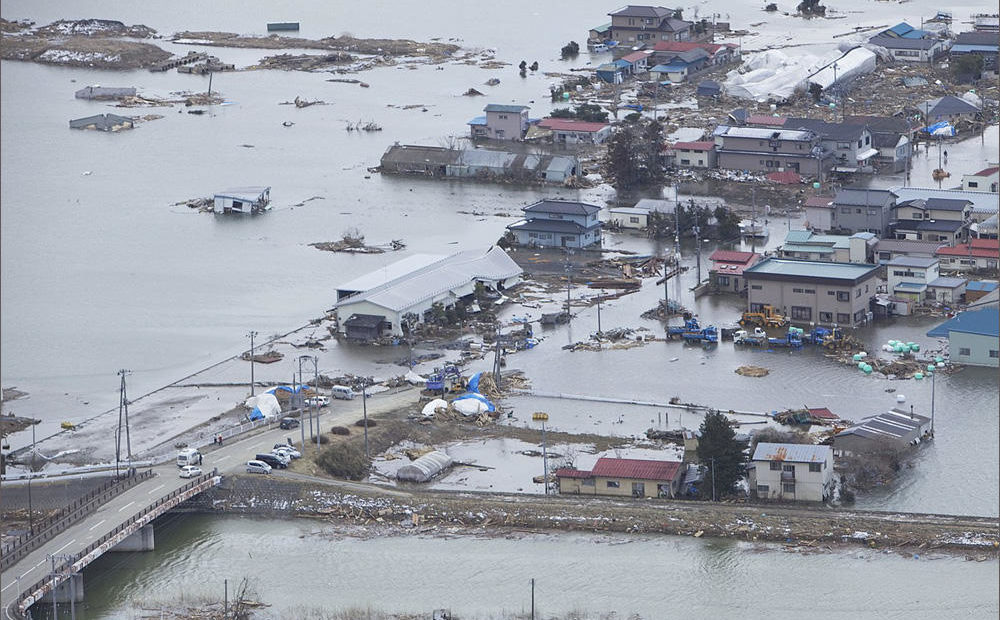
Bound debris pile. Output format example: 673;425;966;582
735;365;770;378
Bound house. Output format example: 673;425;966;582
649;48;709;83
589;22;613;44
74;86;136;100
935;238;1000;272
607;5;694;45
832;409;932;455
748;443;833;502
697;80;722;97
919;96;981;124
803;195;835;232
596;61;628;84
890;197;972;244
620;50;652;73
213;187;270;214
609;207;650;229
536;118;613;145
715;127;830;177
555;457;686;498
891;187;998;220
890;218;966;245
928;305;1000;366
873;238;946;263
843;115;914;173
926;276;967;304
830;188;896;235
708;250;761;293
474;104;530;140
671;141;716;168
950;31;999;72
963;166;999;192
778;230;874;263
965;280;999;302
743;258;881;327
886;256;940;302
781;118;876;174
68;113;134;132
652;41;737;67
333;247;523;338
447;149;579;184
380;144;458;176
868;35;946;63
507;199;602;248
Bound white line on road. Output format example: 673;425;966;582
147;484;165;495
88;519;107;531
1;581;14;592
52;539;77;555
216;455;230;462
118;501;135;512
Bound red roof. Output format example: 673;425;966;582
621;51;650;63
590;457;682;482
747;114;787;126
709;250;761;275
555;468;592;479
538;118;610;133
807;407;839;420
804;195;834;208
673;140;714;151
972;166;999;177
937;240;1000;259
767;170;802;185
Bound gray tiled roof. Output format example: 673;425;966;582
523;199;601;216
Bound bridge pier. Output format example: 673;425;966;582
111;523;155;551
39;572;84;604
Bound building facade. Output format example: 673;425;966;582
886;256;940;302
556;457;685;499
479;104;530;140
715;127;829;176
830;188;896;235
708;250;761;293
607;5;694;45
749;443;833;502
507;199;602;248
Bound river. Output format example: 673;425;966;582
48;514;999;620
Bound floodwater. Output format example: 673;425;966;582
54;514;997;620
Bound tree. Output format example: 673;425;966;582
797;0;826;16
765;3;778;11
603;117;665;191
808;82;823;103
713;205;741;240
950;54;984;82
696;410;749;500
561;41;580;58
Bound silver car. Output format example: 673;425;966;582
246;460;272;474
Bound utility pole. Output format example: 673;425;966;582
564;251;573;321
28;422;35;531
595;289;603;336
930;367;936;436
533;412;550;494
710;456;717;502
750;188;757;254
693;202;702;286
362;383;370;460
116;369;132;478
246;331;258;396
492;323;503;387
531;578;536;620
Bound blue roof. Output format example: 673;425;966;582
926;307;1000;338
967;280;999;292
896;282;927;290
596;63;619;72
652;63;688;72
612;59;631;68
952;44;1000;53
901;29;931;39
467;116;487;126
887;22;915;36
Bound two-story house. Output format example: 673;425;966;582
715;127;830;177
886;256;940;302
920;95;981;124
749;443;833;502
844;115;914;173
650;48;710;82
890;197;971;244
782;118;877;174
830;188;896;235
936;238;1000;272
868;35;947;63
779;230;875;263
470;104;530;141
963;166;999;193
608;5;694;45
671;141;716;168
506;199;602;248
652;41;738;67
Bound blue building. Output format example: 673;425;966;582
926;306;999;367
507;199;602;248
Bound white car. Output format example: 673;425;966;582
246;460;272;474
179;465;203;478
305;396;330;408
273;444;301;459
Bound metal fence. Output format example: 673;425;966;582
10;470;219;618
0;469;154;571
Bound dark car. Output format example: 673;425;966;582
279;417;300;430
254;453;287;469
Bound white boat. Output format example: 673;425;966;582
739;219;768;238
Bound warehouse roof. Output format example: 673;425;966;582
744;258;879;282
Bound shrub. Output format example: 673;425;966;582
330;426;351;436
354;418;377;428
316;443;370;480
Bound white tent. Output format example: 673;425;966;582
724;46;872;102
396;450;454;483
806;47;877;92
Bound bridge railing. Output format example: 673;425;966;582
10;470;219;618
0;469;155;571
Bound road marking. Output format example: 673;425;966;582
1;581;15;592
52;539;76;555
216;455;230;462
118;501;135;512
147;484;165;495
88;519;107;531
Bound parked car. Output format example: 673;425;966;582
179;465;203;478
176;448;202;467
273;444;301;459
279;417;300;430
255;453;287;469
331;385;356;400
246;460;272;474
305;396;329;408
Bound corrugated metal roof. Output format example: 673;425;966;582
891;187;998;212
928;276;966;288
215;186;270;201
752;442;831;463
835;409;930;441
523;199;600;216
926;306;999;338
484;104;529;113
966;280;999;292
590;457;682;481
782;244;834;254
709;250;758;263
555;468;592;479
721;126;815;141
745;258;879;281
336;254;447;295
887;256;939;268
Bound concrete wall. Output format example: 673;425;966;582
949;330;1000;367
485;110;528;140
747;277;877;326
111;524;155;551
805;206;833;232
834;203;891;235
675;148;716;168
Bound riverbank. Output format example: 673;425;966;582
176;474;1000;557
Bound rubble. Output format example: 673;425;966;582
736;365;771;377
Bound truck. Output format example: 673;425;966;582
739;305;788;329
667;317;700;339
683;325;719;343
768;330;804;348
733;327;768;346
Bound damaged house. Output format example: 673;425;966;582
507;199;602;248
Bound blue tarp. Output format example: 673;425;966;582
924;121;955;137
467;372;483;393
452;392;495;412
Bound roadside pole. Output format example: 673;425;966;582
533;412;550;494
247;331;257;396
362;385;370;460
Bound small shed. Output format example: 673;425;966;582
213;187;271;214
396;451;454;483
696;80;721;97
69;113;134;132
343;313;390;341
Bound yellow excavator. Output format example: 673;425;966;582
739;305;788;328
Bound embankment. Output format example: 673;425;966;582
176;474;1000;555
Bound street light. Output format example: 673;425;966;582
533;412;550;494
246;331;258;396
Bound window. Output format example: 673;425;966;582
853;309;866;323
782;464;795;473
865;136;870;145
793;287;804;293
968;181;979;188
751;285;762;291
867;209;878;216
791;306;811;321
857;139;863;148
856;288;862;298
809;463;822;473
827;291;836;296
856;208;862;214
837;142;851;150
820;311;833;322
841;207;852;214
548;213;564;219
837;313;850;324
757;484;770;495
804;289;815;294
498;114;508;119
783;483;796;494
717;275;730;286
606;480;620;488
837;291;850;302
958;347;971;356
629;216;640;224
770;461;783;470
582;478;595;486
681;158;691;165
990;350;999;358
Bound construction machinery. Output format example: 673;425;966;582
739;305;788;329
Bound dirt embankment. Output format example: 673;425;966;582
173;30;459;58
0;19;169;69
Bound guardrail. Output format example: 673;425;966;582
0;469;155;572
0;461;154;483
10;470;220;618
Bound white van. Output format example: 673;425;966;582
177;448;202;467
331;385;356;400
